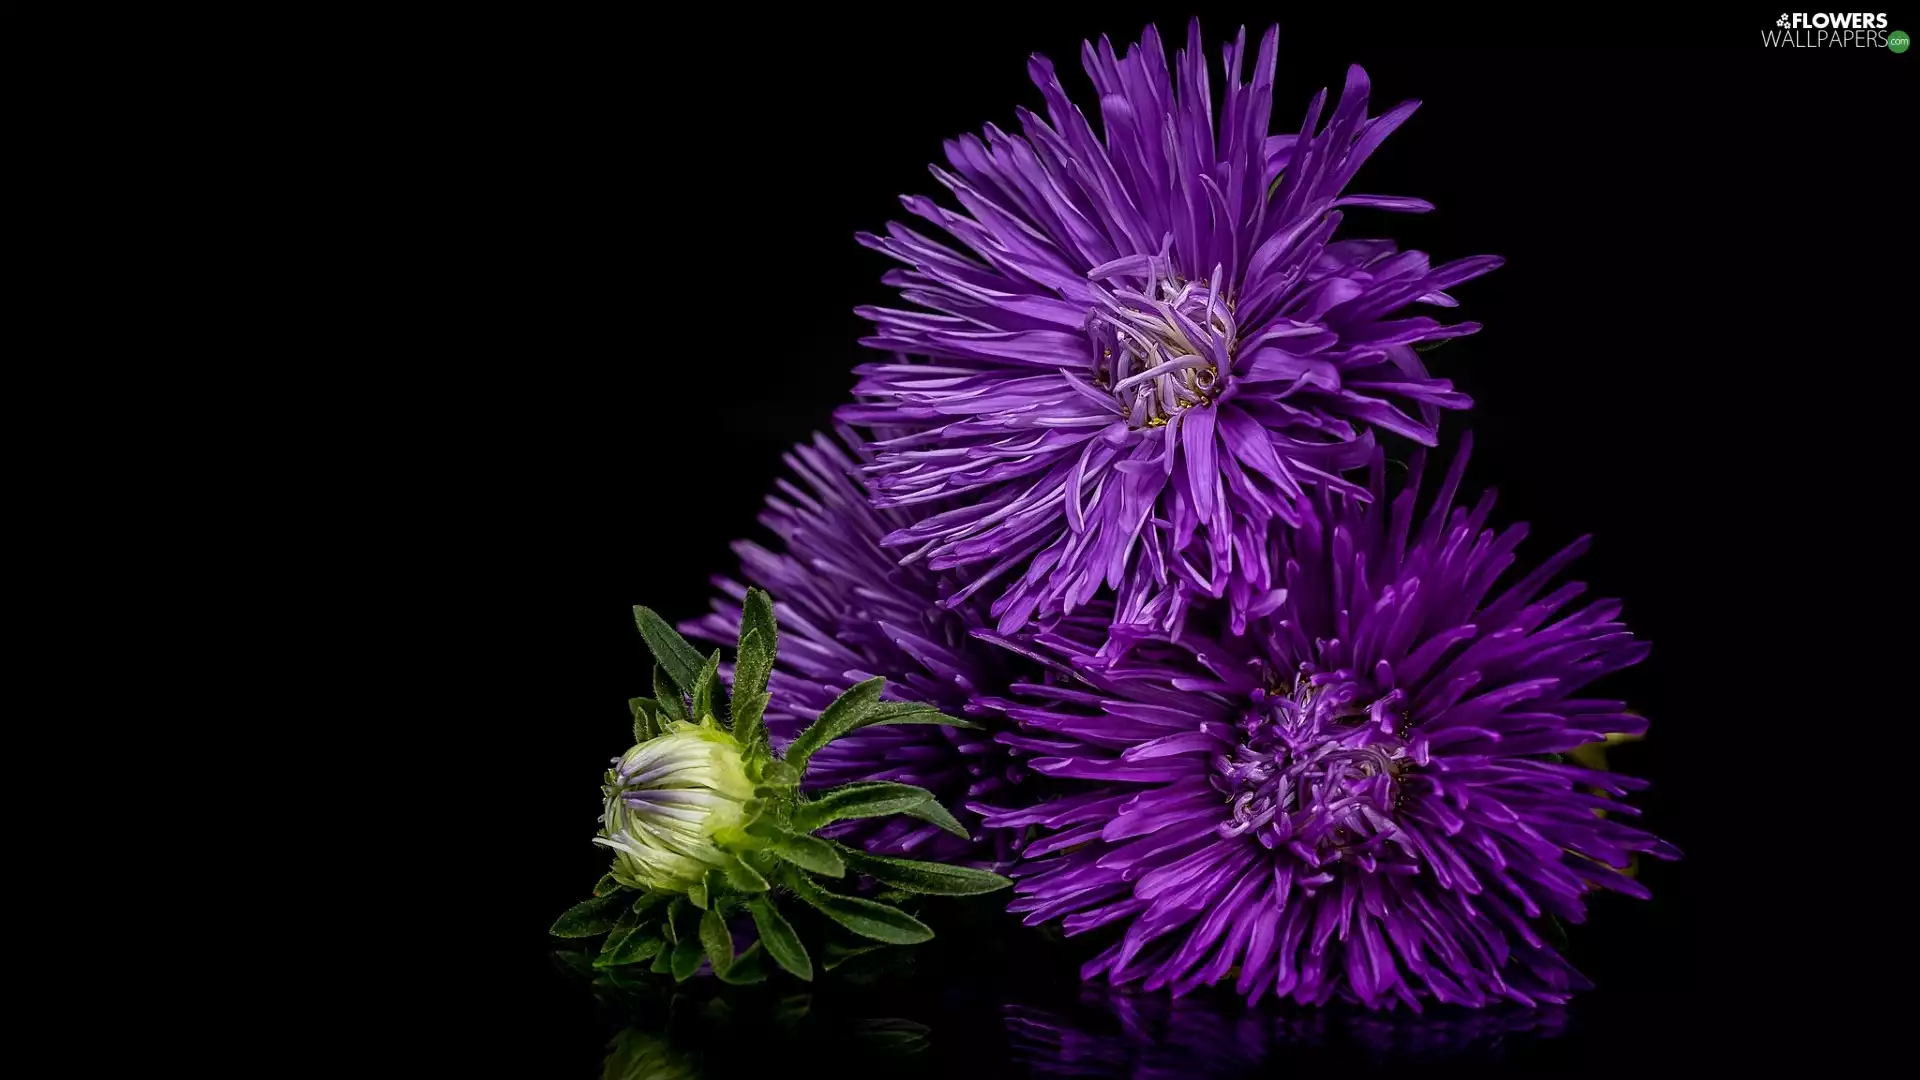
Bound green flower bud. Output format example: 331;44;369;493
596;721;754;893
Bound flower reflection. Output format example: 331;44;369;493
556;950;931;1079
1006;988;1568;1077
600;1029;700;1080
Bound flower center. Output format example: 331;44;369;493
1212;673;1416;867
1087;266;1234;430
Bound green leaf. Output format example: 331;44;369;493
700;905;734;974
899;798;971;840
653;665;685;724
732;589;778;755
760;760;800;788
788;875;932;944
717;942;770;985
594;928;664;968
634;605;705;695
747;897;812;981
759;829;845;877
863;700;981;727
591;873;623;898
670;936;704;981
732;690;771;759
785;677;883;773
550;892;631;938
662;897;685;945
649;945;674;974
691;648;727;727
628;697;659;742
687;875;709;911
835;845;1013;896
793;782;941;832
787;682;982;774
595;906;642;958
721;853;769;892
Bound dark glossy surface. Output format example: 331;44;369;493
533;922;1697;1077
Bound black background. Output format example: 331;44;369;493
450;7;1908;1074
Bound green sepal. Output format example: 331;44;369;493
732;691;771;759
599;965;655;993
788;874;933;944
690;868;721;911
785;678;977;774
731;589;778;758
721;853;769;892
594;927;664;968
550;892;631;938
670;936;704;981
717;942;770;985
792;781;938;832
760;759;800;788
590;873;624;898
691;648;727;728
834;844;1013;896
791;781;969;839
899;798;971;840
653;665;685;724
862;700;980;728
747;897;812;982
753;826;845;877
1414;339;1450;353
594;906;643;959
633;605;706;694
700;905;734;975
628;697;659;742
631;889;672;917
662;897;686;945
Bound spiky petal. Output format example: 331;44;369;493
844;20;1500;652
684;431;1047;864
977;438;1677;1009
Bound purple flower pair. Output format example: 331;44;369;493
685;19;1674;1010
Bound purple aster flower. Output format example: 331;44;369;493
683;431;1045;865
978;436;1678;1009
844;21;1500;650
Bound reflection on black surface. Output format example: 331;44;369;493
558;943;1574;1078
556;948;932;1078
1006;989;1569;1077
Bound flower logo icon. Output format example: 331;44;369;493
1777;14;1791;26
